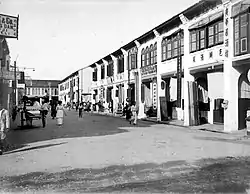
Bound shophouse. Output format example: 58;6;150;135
58;66;92;105
87;0;250;132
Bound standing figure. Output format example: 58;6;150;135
0;104;10;155
125;103;132;121
78;102;83;118
56;101;67;126
130;101;138;125
50;100;57;119
40;99;49;128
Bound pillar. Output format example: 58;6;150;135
182;22;195;126
155;35;163;121
223;1;240;132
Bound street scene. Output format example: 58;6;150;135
2;0;250;193
0;110;250;193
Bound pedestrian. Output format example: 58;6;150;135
50;100;57;119
125;102;132;121
0;104;10;155
78;102;83;118
130;101;138;125
40;99;49;128
56;101;67;126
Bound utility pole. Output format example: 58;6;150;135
78;76;80;104
14;61;17;106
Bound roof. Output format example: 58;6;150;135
25;79;60;87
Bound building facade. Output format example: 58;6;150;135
25;79;60;101
58;67;92;105
87;0;250;132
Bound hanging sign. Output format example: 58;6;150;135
152;78;157;110
0;14;19;39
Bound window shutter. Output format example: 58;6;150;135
135;53;137;68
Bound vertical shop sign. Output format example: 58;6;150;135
152;78;157;110
224;6;229;57
176;33;182;108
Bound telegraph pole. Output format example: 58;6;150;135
78;76;80;104
14;61;17;105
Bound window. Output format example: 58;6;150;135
92;68;97;81
107;61;114;76
27;88;30;95
128;48;137;70
101;65;105;79
208;21;224;47
150;44;154;65
146;47;150;66
153;43;157;64
55;89;58;95
162;39;167;61
141;49;145;67
167;40;172;59
173;38;178;57
181;35;184;55
234;13;249;56
163;33;184;60
117;56;124;73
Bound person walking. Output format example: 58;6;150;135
130;101;138;125
125;102;132;122
50;100;57;119
0;104;10;155
56;101;67;126
78;102;83;118
40;99;49;128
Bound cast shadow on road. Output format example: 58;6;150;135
3;142;67;155
1;156;250;193
194;136;250;146
6;113;153;153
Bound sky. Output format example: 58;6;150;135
1;0;198;80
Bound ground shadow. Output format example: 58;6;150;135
1;156;250;193
6;112;153;152
4;142;67;155
194;136;250;146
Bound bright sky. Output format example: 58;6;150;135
1;0;198;80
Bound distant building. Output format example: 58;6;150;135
58;67;92;105
25;79;60;100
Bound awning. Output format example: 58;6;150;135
231;0;250;18
189;11;223;30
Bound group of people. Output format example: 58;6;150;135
123;101;138;125
38;99;67;127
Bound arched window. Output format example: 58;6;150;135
153;42;157;64
167;39;172;59
162;39;167;61
146;47;150;66
141;48;145;67
150;44;154;65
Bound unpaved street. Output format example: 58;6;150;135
0;111;250;193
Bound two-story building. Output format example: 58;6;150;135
25;79;60;102
88;0;250;133
58;66;92;105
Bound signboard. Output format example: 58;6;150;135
176;33;182;108
0;14;19;39
152;78;157;110
141;64;157;76
0;70;21;80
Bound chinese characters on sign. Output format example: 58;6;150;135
0;14;19;39
141;64;157;76
152;78;157;110
224;7;229;57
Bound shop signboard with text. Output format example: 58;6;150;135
0;14;19;39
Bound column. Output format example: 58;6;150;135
155;33;163;121
182;22;195;126
121;49;129;105
223;1;240;132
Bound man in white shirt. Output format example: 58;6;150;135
0;103;10;155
